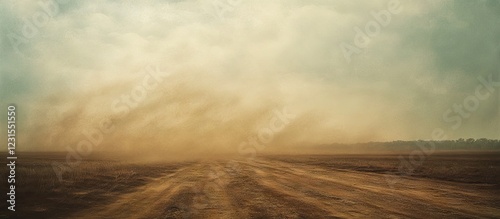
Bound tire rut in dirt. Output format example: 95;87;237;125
226;168;339;219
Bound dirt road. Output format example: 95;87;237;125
72;158;500;218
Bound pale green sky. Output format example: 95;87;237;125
0;0;499;153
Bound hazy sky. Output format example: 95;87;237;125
0;0;499;154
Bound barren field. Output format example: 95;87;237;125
1;152;499;218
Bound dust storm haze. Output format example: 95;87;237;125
3;1;500;218
1;0;499;159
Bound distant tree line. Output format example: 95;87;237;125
317;138;500;152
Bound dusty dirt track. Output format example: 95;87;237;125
71;157;500;219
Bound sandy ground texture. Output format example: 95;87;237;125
66;157;500;219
